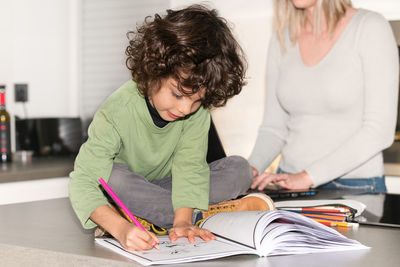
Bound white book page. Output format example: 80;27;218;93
257;211;368;256
200;210;274;249
259;223;367;256
95;235;255;266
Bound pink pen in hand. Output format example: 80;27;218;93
98;178;160;249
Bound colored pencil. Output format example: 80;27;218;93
315;220;338;227
297;213;347;221
287;209;349;216
292;207;349;213
313;218;359;228
98;178;159;249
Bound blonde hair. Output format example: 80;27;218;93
274;0;352;48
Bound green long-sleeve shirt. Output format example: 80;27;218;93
69;80;210;229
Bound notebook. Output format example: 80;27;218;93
95;210;367;266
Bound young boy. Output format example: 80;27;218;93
69;4;274;251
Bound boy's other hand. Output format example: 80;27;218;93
169;221;216;243
117;222;159;251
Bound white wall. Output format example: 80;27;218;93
0;0;79;119
0;2;13;93
80;0;168;122
353;0;400;20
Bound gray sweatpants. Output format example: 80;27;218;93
107;155;252;228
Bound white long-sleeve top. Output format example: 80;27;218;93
248;9;399;187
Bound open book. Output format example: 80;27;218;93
95;210;368;266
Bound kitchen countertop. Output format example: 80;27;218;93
0;156;75;183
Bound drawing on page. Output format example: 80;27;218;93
138;236;210;256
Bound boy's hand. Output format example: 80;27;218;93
169;221;215;243
170;207;215;243
90;205;159;251
117;221;159;251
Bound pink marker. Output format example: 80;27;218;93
98;178;159;249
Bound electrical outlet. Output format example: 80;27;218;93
15;83;28;102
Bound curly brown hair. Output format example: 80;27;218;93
125;4;247;108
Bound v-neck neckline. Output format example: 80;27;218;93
297;9;361;68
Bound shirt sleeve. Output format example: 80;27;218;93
171;108;211;212
306;12;399;186
69;109;122;229
248;34;290;174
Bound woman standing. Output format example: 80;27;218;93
249;0;398;192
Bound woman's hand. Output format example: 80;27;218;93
251;170;313;190
169;221;215;243
272;171;313;189
251;171;278;190
251;166;259;177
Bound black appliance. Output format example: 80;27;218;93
206;119;226;163
15;118;83;157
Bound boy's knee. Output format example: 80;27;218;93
228;155;250;169
209;155;253;202
227;155;253;184
209;155;252;188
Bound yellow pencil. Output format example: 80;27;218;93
313;218;359;228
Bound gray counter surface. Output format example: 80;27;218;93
0;157;74;183
0;197;400;267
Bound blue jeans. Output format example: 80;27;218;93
318;176;387;193
277;168;387;194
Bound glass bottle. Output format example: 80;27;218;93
0;85;12;163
